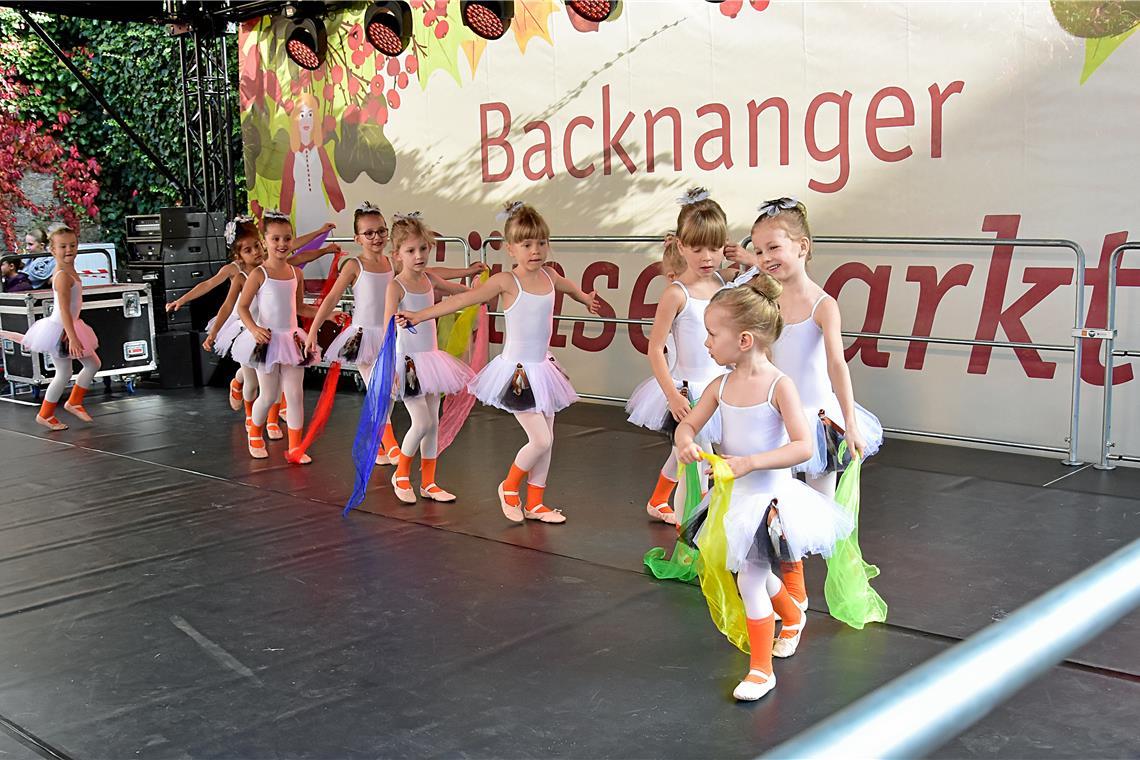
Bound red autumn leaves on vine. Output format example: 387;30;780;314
0;67;100;249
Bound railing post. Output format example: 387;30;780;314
1063;241;1086;466
1095;244;1136;470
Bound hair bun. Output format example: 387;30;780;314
748;272;783;302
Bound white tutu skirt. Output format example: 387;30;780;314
468;353;578;415
716;479;854;573
795;394;884;478
325;324;386;367
21;317;98;357
210;315;246;358
625;376;722;444
396;350;475;399
230;325;320;371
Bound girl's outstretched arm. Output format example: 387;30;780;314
398;271;509;326
647;285;688;422
305;258;358;353
167;263;236;312
676;377;722;464
204;273;244;351
549;269;602;314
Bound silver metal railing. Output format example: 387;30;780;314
759;536;1140;759
740;234;1089;464
478;234;1089;462
1096;242;1140;469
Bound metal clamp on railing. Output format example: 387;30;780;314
759;536;1140;759
740;235;1090;465
1096;241;1140;469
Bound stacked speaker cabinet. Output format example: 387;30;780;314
122;208;229;333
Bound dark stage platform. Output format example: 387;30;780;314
0;386;1137;758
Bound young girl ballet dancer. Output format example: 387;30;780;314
676;275;852;701
306;201;399;465
21;223;101;431
741;198;883;611
231;210;319;463
398;201;601;524
626;189;729;525
377;213;474;503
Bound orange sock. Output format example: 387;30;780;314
780;561;807;604
771;585;804;639
649;472;677;507
502;463;527;507
67;385;88;407
229;378;242;401
746;615;776;677
382;423;399;458
38;399;59;421
244;400;254;420
421;457;437;485
248;423;266;449
267;402;281;426
526;483;545;511
395;452;413;483
288;427;303;449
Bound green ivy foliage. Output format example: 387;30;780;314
0;10;246;251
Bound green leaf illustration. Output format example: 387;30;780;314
1081;25;1137;83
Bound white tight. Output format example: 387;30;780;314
45;353;100;403
659;448;679;478
253;364;303;429
512;412;556;486
737;558;784;619
400;393;440;459
238;366;259;403
807;470;838;499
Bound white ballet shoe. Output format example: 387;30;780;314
772;614;805;658
420;483;456;503
374;451;392;466
265;422;284;440
646;501;678;525
497;481;524;523
248;437;268;459
392;473;417;504
36;415;68;431
524;504;566;524
286;449;312;465
733;669;776;701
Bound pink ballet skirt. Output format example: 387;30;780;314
230;325;320;370
468;353;578;415
396;349;475;398
325;323;386;368
21;317;98;358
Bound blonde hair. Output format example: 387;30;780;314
709;273;784;347
663;188;728;269
47;222;77;248
289;93;324;151
502;202;550;245
390;215;436;255
753;198;813;261
661;235;686;277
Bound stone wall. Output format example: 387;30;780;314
12;172;105;245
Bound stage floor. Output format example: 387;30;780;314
0;386;1137;758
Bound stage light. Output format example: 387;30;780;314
566;1;615;23
460;1;514;41
286;16;327;70
364;2;412;56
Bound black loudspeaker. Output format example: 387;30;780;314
156;331;196;389
191;330;230;387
